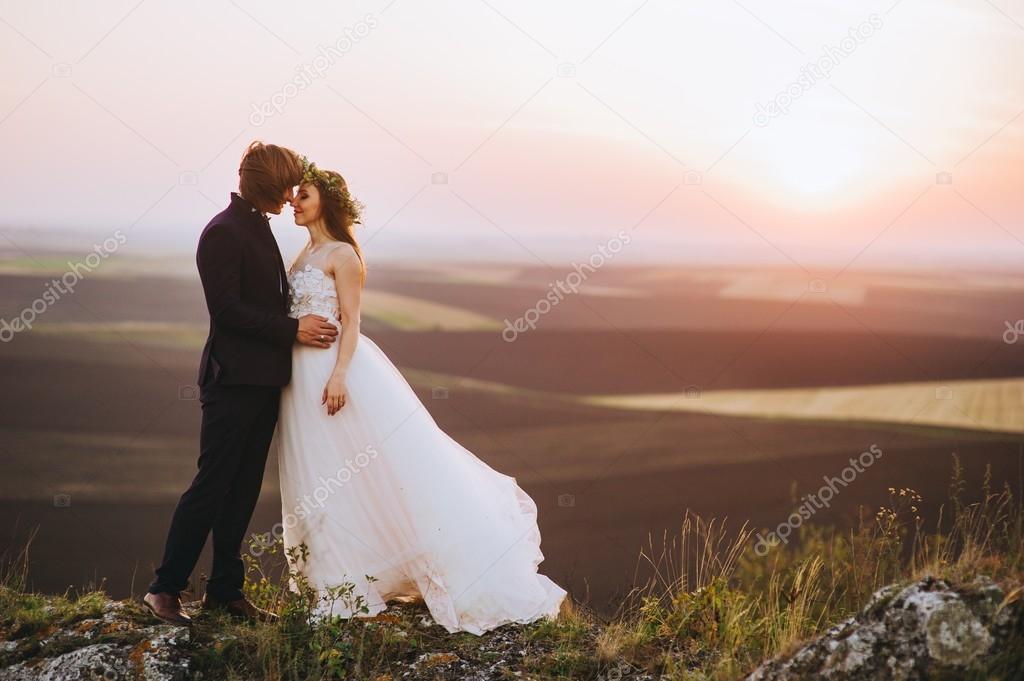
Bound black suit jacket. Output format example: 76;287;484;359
196;192;299;387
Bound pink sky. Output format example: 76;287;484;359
0;0;1021;270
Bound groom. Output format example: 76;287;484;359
143;141;340;625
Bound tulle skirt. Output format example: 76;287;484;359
274;326;566;634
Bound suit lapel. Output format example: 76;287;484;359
253;215;290;311
273;244;290;311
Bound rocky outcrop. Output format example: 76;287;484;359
2;575;1020;680
0;601;193;681
746;575;1023;680
0;598;569;681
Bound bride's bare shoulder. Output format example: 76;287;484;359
327;241;356;256
325;242;361;276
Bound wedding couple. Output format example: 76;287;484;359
143;141;566;634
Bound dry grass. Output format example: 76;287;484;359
598;453;1024;679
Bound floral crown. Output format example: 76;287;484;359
299;155;364;225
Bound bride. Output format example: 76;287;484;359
273;158;566;635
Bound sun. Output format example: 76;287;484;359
751;117;871;207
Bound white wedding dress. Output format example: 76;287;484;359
274;261;566;634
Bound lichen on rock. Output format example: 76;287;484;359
745;575;1022;681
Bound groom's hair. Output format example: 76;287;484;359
238;141;303;212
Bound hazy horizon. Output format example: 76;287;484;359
3;225;1023;273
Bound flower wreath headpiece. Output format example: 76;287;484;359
299;155;365;225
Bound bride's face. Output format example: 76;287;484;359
291;182;321;226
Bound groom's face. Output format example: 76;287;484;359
264;186;296;215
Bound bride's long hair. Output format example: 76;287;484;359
313;169;366;287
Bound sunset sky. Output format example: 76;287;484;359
0;0;1021;270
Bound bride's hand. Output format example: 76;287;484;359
322;374;348;415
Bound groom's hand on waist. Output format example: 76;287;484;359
297;315;339;348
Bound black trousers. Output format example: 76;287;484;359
148;382;281;601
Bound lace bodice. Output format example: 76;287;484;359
287;264;339;321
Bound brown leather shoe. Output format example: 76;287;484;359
143;591;192;626
201;594;278;623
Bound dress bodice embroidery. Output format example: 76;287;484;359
287;264;339;320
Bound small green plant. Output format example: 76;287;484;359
213;532;384;679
